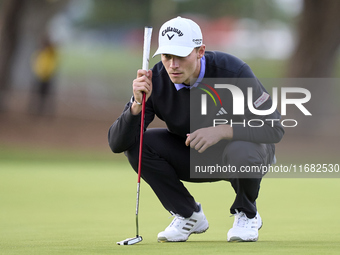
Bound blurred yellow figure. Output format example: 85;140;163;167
30;36;58;116
33;40;57;83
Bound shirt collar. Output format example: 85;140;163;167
174;55;206;91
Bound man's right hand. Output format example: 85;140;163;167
131;69;153;115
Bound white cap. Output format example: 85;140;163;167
153;16;203;58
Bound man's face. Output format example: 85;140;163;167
161;46;205;84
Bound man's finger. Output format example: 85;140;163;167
185;134;190;146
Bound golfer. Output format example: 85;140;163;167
108;17;284;242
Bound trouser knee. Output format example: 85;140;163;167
224;141;266;165
222;141;274;178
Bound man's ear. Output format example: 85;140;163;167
198;45;206;59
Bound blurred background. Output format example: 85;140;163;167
0;0;339;159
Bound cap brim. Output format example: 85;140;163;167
152;45;194;58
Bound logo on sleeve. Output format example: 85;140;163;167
254;92;269;108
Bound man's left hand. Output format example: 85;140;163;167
185;125;233;153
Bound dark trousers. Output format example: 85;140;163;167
126;128;274;219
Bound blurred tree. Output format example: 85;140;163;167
0;0;69;110
287;0;340;77
0;0;24;105
285;0;340;136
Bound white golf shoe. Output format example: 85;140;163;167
227;210;262;242
157;203;209;242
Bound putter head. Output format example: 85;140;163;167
117;235;143;245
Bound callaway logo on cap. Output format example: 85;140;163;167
153;16;203;58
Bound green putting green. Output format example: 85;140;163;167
1;150;340;255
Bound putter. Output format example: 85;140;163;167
117;26;152;246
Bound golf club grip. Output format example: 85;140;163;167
142;26;153;71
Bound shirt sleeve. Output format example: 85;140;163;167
231;64;285;144
108;97;155;153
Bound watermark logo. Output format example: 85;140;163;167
198;83;311;128
190;78;338;179
198;83;228;116
201;84;311;116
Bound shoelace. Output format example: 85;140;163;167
169;211;185;228
230;209;248;228
168;211;199;232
